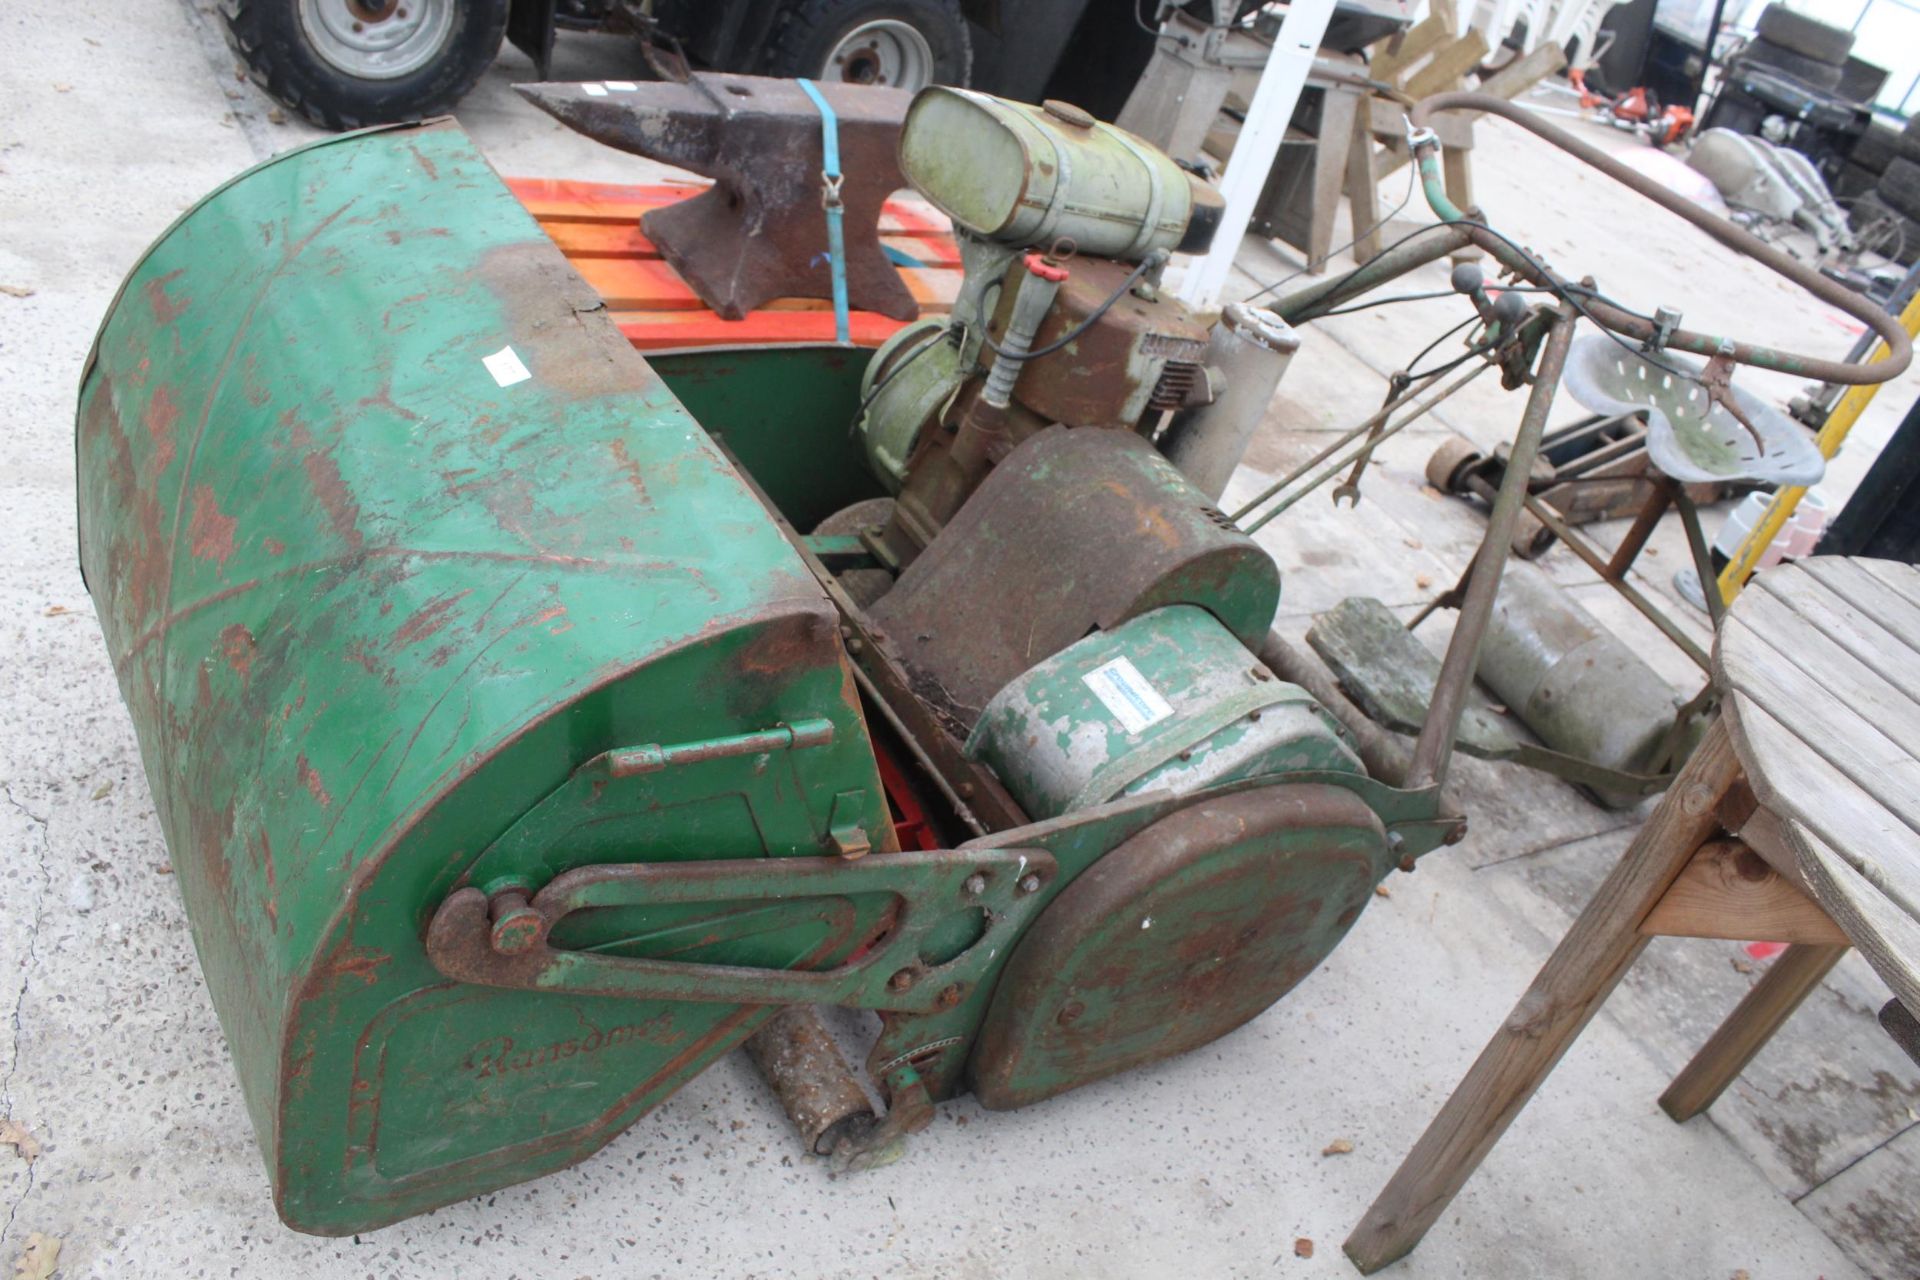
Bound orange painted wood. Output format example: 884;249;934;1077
608;309;912;347
574;255;958;314
538;218;960;268
507;174;959;350
505;176;952;235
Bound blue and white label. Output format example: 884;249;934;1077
1082;657;1173;735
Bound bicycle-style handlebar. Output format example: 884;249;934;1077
1407;92;1911;386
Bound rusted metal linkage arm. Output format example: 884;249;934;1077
1231;358;1493;530
1407;92;1912;386
1258;632;1413;786
1405;303;1579;792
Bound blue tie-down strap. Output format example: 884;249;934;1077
796;77;851;345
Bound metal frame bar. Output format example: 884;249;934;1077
1175;0;1340;309
1406;304;1579;791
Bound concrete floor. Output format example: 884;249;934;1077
1;2;1915;1276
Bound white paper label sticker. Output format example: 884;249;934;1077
482;345;532;388
582;82;609;96
1082;657;1174;735
606;80;638;91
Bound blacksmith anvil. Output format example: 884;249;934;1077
518;74;920;322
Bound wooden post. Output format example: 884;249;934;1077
1345;99;1384;263
1308;83;1365;266
1658;942;1848;1122
1344;717;1744;1274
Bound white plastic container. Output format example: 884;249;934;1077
1787;487;1831;558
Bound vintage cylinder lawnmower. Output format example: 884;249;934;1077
74;80;1905;1236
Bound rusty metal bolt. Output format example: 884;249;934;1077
1444;821;1468;845
958;781;975;798
936;983;965;1009
1018;874;1042;895
888;968;916;992
1056;1000;1085;1026
488;892;546;956
964;873;988;897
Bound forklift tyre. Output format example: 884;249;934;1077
1853;192;1920;266
1735;37;1844;92
221;0;510;131
1877;157;1920;223
761;0;972;92
1752;3;1853;66
1851;119;1899;174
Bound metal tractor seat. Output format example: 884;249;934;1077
1561;335;1825;488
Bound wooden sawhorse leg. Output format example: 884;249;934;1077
1343;718;1744;1273
1305;84;1363;269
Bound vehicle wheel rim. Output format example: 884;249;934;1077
298;0;455;81
821;19;936;90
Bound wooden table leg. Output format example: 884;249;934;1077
1658;942;1847;1122
1344;718;1744;1274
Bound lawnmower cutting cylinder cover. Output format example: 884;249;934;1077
75;86;1460;1234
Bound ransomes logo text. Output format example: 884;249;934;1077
464;1016;673;1079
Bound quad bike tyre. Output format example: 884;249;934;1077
222;0;509;130
761;0;972;92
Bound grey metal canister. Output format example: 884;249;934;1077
1476;560;1682;807
1160;304;1300;501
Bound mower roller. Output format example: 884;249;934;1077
74;80;1908;1237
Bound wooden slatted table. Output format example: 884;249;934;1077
506;177;959;351
1345;556;1920;1272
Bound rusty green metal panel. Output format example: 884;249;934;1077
644;344;891;531
75;119;893;1234
966;604;1363;818
967;784;1392;1109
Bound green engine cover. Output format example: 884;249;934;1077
74;120;893;1233
965;604;1363;818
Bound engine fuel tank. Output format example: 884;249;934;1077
75;119;892;1234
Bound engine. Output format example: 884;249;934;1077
856;88;1297;560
